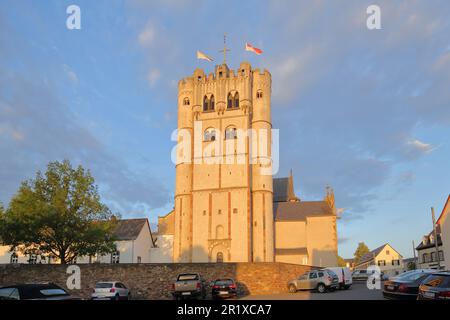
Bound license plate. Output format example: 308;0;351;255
387;285;394;291
424;291;435;299
219;291;228;295
182;292;191;296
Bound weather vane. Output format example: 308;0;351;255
219;33;230;64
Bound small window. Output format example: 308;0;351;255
309;272;318;279
439;250;444;261
111;251;120;264
233;208;238;214
210;95;215;110
234;92;239;108
137;256;142;263
377;260;386;266
227;92;233;109
256;91;263;99
203;210;207;216
204;128;216;141
386;250;390;255
219;71;223;77
28;254;37;264
218;209;222;215
203;95;209;112
198;76;202;81
10;253;18;264
183;98;190;106
216;252;224;263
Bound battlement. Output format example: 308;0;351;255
178;62;271;92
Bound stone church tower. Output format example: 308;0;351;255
173;62;274;262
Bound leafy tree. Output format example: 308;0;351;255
0;160;118;264
353;242;370;264
337;255;347;267
407;261;416;271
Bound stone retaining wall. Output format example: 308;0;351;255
0;263;315;299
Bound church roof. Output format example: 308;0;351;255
113;218;150;241
274;201;334;221
273;175;298;202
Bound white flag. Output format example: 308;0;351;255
197;50;213;62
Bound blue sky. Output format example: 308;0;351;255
1;0;450;259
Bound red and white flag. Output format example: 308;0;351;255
245;43;263;55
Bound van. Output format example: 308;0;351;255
324;267;352;289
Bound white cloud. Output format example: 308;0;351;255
138;24;156;47
407;139;434;154
147;68;161;87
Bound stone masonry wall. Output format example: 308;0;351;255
0;263;315;299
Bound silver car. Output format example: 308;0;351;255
288;270;339;293
91;282;131;300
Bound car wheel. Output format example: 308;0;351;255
114;294;120;301
344;285;350;290
288;284;297;293
317;283;326;293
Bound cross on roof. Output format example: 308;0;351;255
219;33;230;64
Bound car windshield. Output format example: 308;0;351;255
95;283;113;289
397;272;431;282
178;274;199;281
40;289;68;296
215;279;233;286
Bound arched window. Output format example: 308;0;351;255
204;128;216;141
210;95;215;111
234;92;239;108
216;252;224;263
216;225;224;239
225;126;237;140
183;97;190;106
227;92;233;109
203;95;209;111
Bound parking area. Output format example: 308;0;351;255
240;282;385;300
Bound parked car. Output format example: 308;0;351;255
383;270;435;300
417;271;450;300
388;269;435;281
0;283;80;300
91;282;131;300
352;269;377;281
325;267;352;289
288;270;339;293
171;273;206;300
211;278;237;299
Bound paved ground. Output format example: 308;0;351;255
240;282;385;300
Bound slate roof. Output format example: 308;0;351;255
275;247;308;255
113;218;149;241
273;176;299;202
416;234;443;251
274;201;334;221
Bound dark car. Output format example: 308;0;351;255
417;271;450;300
0;283;80;300
211;279;237;299
383;270;435;300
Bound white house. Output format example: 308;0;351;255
0;218;155;264
354;243;404;278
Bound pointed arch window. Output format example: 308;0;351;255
234;92;239;108
210;95;215;111
227;93;233;109
203;96;209;111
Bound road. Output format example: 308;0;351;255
239;282;385;300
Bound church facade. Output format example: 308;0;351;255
154;62;337;267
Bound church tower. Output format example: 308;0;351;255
173;61;274;263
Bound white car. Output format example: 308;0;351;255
91;282;131;300
325;267;352;289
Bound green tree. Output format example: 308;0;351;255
353;242;370;264
337;255;347;267
0;160;118;264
